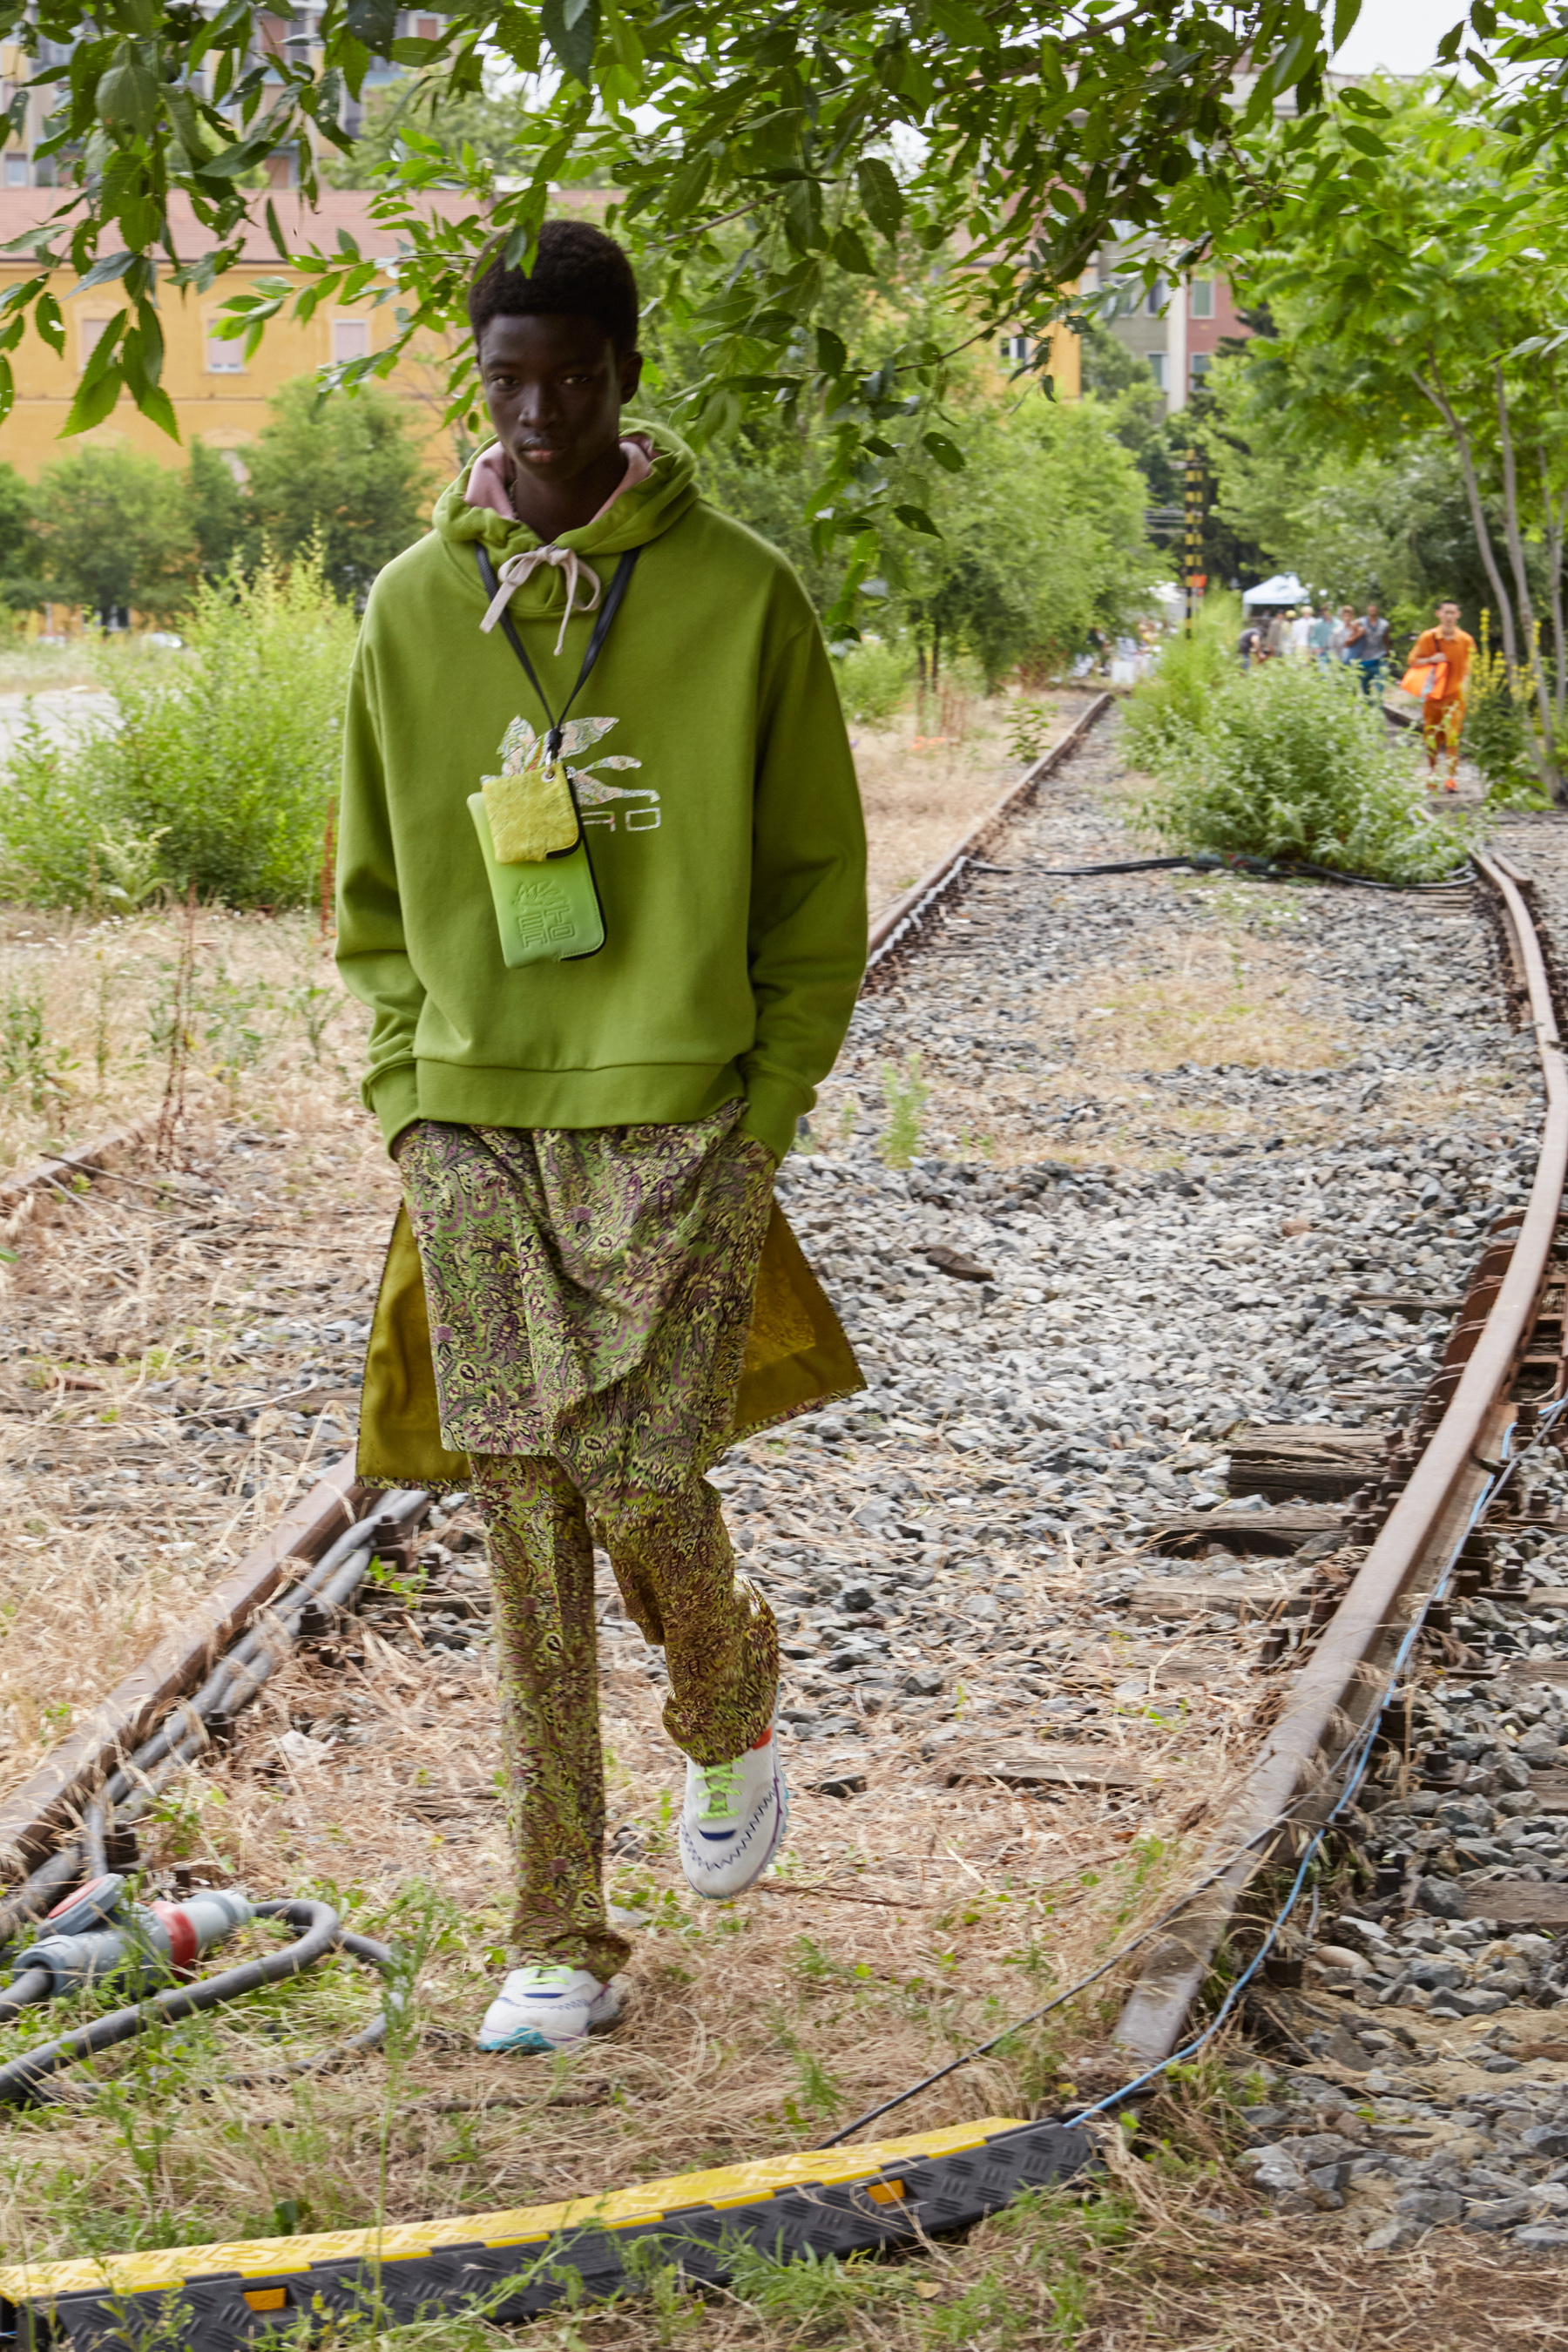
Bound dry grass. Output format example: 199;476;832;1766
0;1042;1285;2274
0;901;353;1182
1031;922;1346;1080
0;639;105;696
855;689;1101;914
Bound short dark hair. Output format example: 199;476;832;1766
468;220;640;355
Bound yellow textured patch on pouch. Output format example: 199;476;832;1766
482;762;578;862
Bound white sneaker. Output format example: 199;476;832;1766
476;1965;623;2054
679;1721;788;1900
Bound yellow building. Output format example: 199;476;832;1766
0;187;462;481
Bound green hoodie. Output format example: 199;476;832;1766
335;421;867;1165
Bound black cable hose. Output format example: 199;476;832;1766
1028;849;1473;893
0;1900;397;2108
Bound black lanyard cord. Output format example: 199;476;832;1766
476;544;641;755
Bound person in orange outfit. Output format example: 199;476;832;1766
1408;599;1475;789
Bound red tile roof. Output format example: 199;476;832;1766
0;186;473;266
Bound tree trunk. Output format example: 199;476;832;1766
1540;449;1568;744
1413;361;1521;672
1412;356;1560;797
1493;366;1558;781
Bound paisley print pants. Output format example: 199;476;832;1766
396;1109;780;1976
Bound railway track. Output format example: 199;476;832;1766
4;700;1568;2331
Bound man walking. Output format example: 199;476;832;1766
1355;601;1390;698
336;220;867;2054
1408;598;1476;790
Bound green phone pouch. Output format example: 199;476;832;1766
472;541;639;972
467;789;606;966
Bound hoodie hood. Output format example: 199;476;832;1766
434;416;699;558
432;416;700;639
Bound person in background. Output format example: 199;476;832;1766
1355;601;1390;698
1308;603;1335;665
1238;618;1260;669
1408;598;1476;791
1289;606;1314;659
1334;603;1361;664
1264;608;1290;659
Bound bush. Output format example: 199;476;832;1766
1122;591;1243;770
1134;656;1469;885
1461;620;1546;806
832;637;914;724
0;551;356;909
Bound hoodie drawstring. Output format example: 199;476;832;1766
479;544;603;658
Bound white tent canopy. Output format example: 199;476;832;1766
1243;573;1310;606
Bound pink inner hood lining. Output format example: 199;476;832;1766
465;434;654;530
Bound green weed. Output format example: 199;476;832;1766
1006;698;1054;763
880;1051;930;1168
0;983;72;1112
95;823;171;911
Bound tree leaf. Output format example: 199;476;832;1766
72;248;137;294
344;0;400;53
922;431;965;472
541;0;599;86
855;157;904;243
893;503;941;537
830;223;875;275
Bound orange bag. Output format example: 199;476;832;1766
1401;655;1449;700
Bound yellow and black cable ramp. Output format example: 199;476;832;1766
0;2114;1091;2348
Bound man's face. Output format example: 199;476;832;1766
1439;602;1460;628
477;312;643;489
1367;604;1380;618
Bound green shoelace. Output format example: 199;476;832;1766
697;1759;745;1820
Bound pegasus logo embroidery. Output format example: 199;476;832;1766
498;714;661;835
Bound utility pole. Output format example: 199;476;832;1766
1184;445;1206;638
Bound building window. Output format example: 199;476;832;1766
1146;352;1166;391
999;333;1031;367
3;152;28;187
1146;275;1166;316
1190;353;1213;388
332;316;370;363
206;334;244;374
79;315;110;369
416;15;441;35
1190;278;1214;320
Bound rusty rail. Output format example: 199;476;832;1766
1115;847;1568;2062
0;1456;366;1882
865;691;1112;975
0;1118;159;1246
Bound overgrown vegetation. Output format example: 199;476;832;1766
1131;652;1470;885
1120;592;1242;773
0;552;355;909
1459;617;1548;806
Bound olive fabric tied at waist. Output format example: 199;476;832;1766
479;544;603;658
